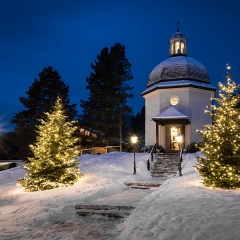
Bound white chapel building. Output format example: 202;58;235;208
141;29;216;152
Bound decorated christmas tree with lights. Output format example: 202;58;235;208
18;97;83;191
196;64;240;189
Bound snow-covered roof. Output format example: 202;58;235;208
142;79;216;96
152;106;189;121
147;56;210;87
170;31;186;40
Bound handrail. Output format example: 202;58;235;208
145;145;156;171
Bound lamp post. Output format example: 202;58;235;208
131;135;137;174
176;133;183;177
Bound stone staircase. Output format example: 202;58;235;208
75;183;162;219
150;154;179;177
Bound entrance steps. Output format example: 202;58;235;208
151;154;179;177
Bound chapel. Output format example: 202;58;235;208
141;27;216;152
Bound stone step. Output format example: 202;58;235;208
75;204;135;219
153;164;177;167
129;186;150;190
76;211;128;218
152;167;177;170
124;183;161;187
154;161;178;164
124;182;161;190
151;174;168;177
151;171;177;174
75;204;134;211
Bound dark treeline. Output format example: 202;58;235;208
0;43;142;160
130;106;145;138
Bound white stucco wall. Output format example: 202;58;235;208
143;86;215;147
143;90;160;145
189;88;215;143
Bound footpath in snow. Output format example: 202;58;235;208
0;152;240;240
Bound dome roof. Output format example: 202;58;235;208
170;31;186;40
147;56;210;87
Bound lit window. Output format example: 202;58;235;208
175;42;180;54
181;42;184;53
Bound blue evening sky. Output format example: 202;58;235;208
0;0;239;132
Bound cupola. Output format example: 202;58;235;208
169;23;187;56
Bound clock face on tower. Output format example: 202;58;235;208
170;97;179;106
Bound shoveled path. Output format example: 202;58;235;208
72;154;180;239
72;177;168;240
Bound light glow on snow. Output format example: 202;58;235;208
0;152;240;239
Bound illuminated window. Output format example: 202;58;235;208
181;42;184;53
175;42;180;54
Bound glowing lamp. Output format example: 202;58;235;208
131;136;137;144
176;134;183;143
131;135;137;174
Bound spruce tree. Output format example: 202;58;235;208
11;66;77;159
196;64;240;189
80;43;134;150
18;97;83;192
110;43;134;151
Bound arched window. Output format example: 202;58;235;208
181;42;185;53
175;42;180;54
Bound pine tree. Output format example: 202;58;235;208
11;66;77;159
196;64;240;189
80;43;134;150
18;98;83;192
110;43;134;151
130;106;145;136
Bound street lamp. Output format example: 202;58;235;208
176;133;183;176
131;135;137;174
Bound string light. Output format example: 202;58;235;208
196;64;240;190
18;97;83;191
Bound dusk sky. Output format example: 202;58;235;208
1;0;240;132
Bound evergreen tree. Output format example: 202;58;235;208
110;43;134;151
130;106;145;137
80;43;134;150
0;132;18;159
196;64;240;189
18;97;83;191
11;66;77;159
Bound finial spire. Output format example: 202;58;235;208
177;22;180;32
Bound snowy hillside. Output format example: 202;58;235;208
0;152;240;240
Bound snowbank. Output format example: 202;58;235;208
0;152;240;240
118;153;240;240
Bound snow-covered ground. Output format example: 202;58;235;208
0;152;240;240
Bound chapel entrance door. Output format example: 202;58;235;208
165;124;183;153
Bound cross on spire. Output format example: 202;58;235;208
177;22;180;32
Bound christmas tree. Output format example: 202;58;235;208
196;64;240;189
18;97;83;191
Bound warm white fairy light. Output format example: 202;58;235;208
18;97;83;191
196;64;240;190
